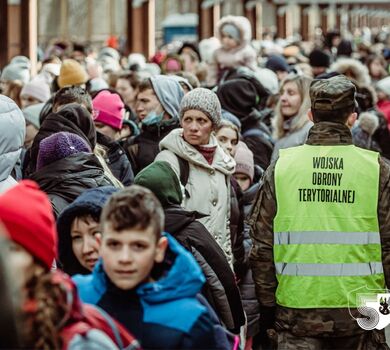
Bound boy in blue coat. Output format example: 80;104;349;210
73;185;217;349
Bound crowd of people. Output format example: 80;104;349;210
0;13;390;349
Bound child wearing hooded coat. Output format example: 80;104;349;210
134;160;246;335
209;15;257;85
73;185;218;349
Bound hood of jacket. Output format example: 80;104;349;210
90;233;205;304
28;103;96;173
30;152;111;206
0;95;25;183
134;161;183;208
216;15;252;47
57;186;118;276
150;75;184;121
159;128;235;175
330;58;371;86
164;206;206;234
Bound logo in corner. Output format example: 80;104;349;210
349;287;390;330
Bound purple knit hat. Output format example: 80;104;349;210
37;131;91;170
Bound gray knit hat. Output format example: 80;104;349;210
180;88;221;126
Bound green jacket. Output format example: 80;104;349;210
249;122;390;337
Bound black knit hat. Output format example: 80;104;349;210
309;49;331;68
217;78;259;120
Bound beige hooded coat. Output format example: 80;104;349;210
155;128;236;265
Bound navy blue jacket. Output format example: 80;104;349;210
73;234;217;349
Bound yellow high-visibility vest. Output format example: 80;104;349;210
274;144;384;308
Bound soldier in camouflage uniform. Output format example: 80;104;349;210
249;75;390;349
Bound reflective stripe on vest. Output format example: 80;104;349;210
275;262;383;276
274;231;381;245
274;144;384;308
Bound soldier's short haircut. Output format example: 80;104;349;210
312;105;355;124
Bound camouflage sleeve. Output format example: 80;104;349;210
248;163;277;308
378;158;390;288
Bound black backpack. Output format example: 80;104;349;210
177;155;190;198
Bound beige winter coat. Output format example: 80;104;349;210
155;128;236;265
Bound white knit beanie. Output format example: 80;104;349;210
20;80;51;103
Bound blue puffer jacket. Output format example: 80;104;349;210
73;233;217;349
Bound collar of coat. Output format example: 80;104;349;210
159;128;235;175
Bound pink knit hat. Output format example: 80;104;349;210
92;90;124;130
234;141;254;182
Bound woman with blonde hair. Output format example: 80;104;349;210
271;73;313;161
214;119;240;157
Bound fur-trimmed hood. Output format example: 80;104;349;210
216;15;252;47
330;58;371;86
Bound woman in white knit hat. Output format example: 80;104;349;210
20;80;51;109
155;88;236;266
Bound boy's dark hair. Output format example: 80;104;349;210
101;185;164;239
312;105;355;124
53;86;93;114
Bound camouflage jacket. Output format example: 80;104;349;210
249;122;390;337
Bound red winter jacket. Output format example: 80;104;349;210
377;100;390;130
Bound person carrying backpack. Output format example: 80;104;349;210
134;160;246;335
73;186;218;349
155;88;236;266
